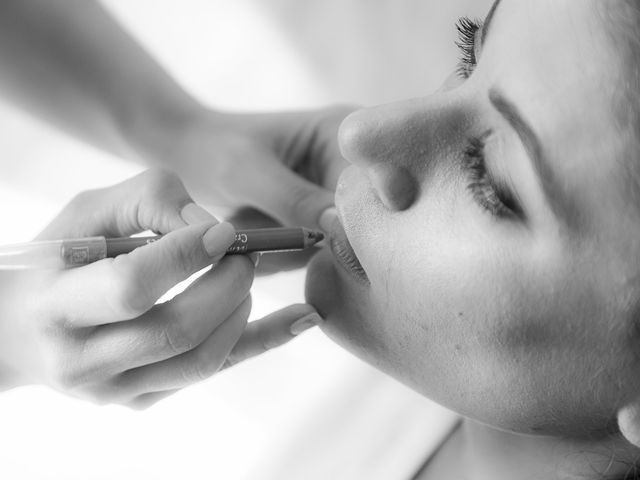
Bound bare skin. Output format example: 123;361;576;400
306;1;640;478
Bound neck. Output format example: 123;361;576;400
461;419;638;480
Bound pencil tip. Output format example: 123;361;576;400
310;231;324;243
301;228;325;248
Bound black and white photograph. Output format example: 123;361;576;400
0;1;638;479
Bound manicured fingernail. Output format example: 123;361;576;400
181;203;217;225
290;313;322;336
203;222;235;257
249;252;261;267
318;207;338;233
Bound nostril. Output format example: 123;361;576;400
369;164;418;211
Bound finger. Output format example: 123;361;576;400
254;249;318;277
109;297;251;399
83;255;255;374
49;221;238;325
242;158;335;231
37;168;202;240
222;304;322;370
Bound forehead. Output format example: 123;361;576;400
480;0;633;228
483;0;617;145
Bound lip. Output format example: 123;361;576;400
328;215;370;286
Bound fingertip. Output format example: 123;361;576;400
289;312;323;336
202;222;236;257
318;207;338;233
219;221;237;237
249;165;335;229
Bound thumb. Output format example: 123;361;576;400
37;169;205;240
242;159;336;231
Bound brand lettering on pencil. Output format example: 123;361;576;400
234;233;248;244
70;247;89;265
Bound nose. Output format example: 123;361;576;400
338;100;443;211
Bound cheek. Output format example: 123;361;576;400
346;215;547;394
314;151;628;432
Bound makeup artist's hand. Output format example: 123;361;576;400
0;169;321;408
130;106;353;233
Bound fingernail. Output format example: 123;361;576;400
318;207;338;233
249;252;261;267
290;313;322;336
203;222;235;257
181;203;217;225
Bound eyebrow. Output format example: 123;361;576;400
489;89;577;225
481;0;503;46
481;1;580;226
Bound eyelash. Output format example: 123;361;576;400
455;16;482;79
454;17;521;219
463;135;522;219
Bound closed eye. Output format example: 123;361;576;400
455;17;483;79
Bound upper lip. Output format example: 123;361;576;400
328;208;370;285
329;165;372;284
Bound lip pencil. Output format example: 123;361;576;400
0;227;324;270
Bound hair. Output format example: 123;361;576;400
587;4;640;479
595;1;640;211
597;1;640;121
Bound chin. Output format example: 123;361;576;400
304;247;353;347
304;247;340;317
304;247;391;368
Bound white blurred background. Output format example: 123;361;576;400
0;1;491;478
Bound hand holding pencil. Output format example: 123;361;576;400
0;170;322;408
0;227;324;270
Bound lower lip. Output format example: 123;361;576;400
328;220;370;286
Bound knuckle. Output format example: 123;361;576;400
108;261;152;318
143;168;183;198
181;359;214;385
160;319;198;356
48;359;84;391
60;189;101;224
47;352;109;392
110;280;147;318
184;336;240;382
40;339;82;390
221;354;238;370
135;169;191;233
39;329;111;394
67;189;97;212
35;309;67;336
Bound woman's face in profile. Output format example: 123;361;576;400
306;0;640;435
